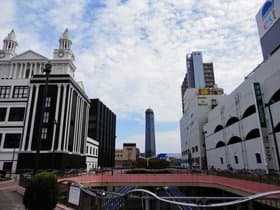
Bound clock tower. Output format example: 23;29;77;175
0;29;18;60
52;29;76;76
53;28;75;61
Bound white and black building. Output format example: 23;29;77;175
0;29;90;171
86;137;99;171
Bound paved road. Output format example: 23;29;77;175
0;190;25;210
0;189;65;210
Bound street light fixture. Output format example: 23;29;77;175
33;62;52;175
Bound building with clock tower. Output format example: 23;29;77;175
0;29;90;172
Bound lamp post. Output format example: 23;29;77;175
266;102;280;170
33;62;52;175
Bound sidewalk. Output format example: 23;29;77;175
0;180;74;210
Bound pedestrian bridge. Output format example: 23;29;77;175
60;172;280;197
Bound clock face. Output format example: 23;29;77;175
0;53;5;58
58;52;64;57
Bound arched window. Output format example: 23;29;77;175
226;117;239;127
242;105;256;119
216;141;225;148
275;122;280;133
269;88;280;105
228;136;242;145
214;125;223;133
245;129;260;140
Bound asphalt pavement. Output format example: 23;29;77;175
0;190;25;210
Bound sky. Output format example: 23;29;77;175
0;0;265;154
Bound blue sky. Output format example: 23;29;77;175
0;0;265;153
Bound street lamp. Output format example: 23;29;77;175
33;62;52;175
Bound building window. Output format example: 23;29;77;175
25;69;30;78
0;133;2;147
3;133;21;148
13;86;29;98
234;155;239;164
41;128;47;139
45;97;51;107
3;162;12;171
195;146;198;152
220;157;223;164
0;108;7;121
256;153;262;163
0;86;11;98
43;112;49;123
86;146;88;154
8;108;25;121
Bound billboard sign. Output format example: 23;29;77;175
198;88;210;95
256;0;280;38
253;82;267;128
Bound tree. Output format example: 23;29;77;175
148;158;169;169
132;158;146;168
23;172;58;210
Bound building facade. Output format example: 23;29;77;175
186;52;205;88
115;143;137;168
204;48;280;172
86;137;99;171
180;88;224;169
256;0;280;60
181;52;215;113
203;63;215;88
204;0;280;172
88;99;116;168
0;29;90;171
145;108;156;158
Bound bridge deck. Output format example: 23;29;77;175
60;173;280;197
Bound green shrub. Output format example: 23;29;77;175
23;172;58;210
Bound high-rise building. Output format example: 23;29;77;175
181;52;216;112
256;0;280;60
88;99;116;168
181;74;188;113
145;108;156;158
180;88;224;169
186;52;205;88
0;29;90;171
203;63;215;88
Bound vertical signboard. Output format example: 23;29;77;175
256;0;280;38
68;184;81;206
253;83;273;172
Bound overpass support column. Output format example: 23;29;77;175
155;198;160;210
145;196;150;210
247;200;254;210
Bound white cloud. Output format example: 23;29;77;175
1;0;267;152
0;1;16;39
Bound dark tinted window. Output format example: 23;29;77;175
4;134;21;148
8;108;25;121
256;153;262;163
13;86;29;98
0;86;11;98
0;108;7;121
234;155;239;164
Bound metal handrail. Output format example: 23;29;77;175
58;180;280;208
